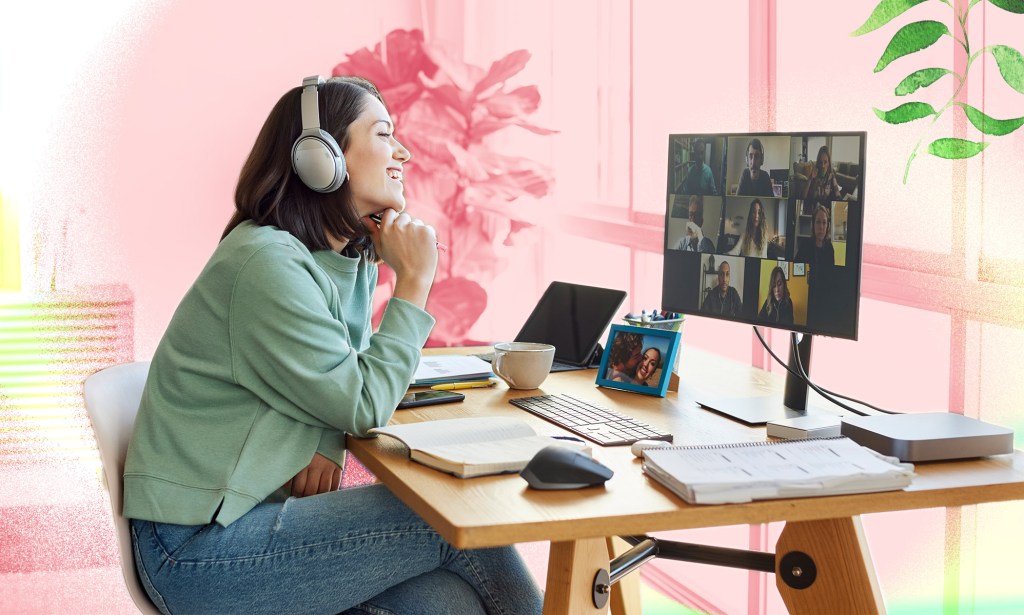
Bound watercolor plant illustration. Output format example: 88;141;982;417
333;29;557;345
852;0;1024;183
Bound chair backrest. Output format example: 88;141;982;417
83;361;163;615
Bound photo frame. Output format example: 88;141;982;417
793;262;806;276
595;324;681;397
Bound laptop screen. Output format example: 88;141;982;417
514;282;627;366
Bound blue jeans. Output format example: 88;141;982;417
130;484;543;615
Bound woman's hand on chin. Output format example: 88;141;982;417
363;209;438;308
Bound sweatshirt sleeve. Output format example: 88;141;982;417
227;244;435;436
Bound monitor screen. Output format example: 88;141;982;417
663;132;865;340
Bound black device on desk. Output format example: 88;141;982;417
477;281;627;372
397;390;465;409
520;445;614;490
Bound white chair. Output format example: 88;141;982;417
83;361;163;615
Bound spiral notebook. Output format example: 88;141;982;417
642;436;915;505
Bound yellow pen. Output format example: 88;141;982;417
430;380;497;391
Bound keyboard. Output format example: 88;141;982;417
509;394;674;446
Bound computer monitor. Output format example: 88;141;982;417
663;132;866;424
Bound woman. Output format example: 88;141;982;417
794;203;835;269
803;145;843;204
123;76;542;615
758;266;795;325
631;347;662;386
794;203;836;326
737;137;773;197
728;198;769;258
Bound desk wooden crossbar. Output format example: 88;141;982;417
348;348;1024;614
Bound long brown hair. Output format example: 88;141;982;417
738;198;767;255
768;266;789;304
224;76;385;257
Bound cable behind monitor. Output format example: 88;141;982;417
752;326;898;416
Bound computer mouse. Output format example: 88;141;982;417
631;439;670;459
520;445;614;490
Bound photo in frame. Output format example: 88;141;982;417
793;262;806;276
596;324;681;397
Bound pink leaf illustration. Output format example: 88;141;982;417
425;277;488;346
473;49;531;95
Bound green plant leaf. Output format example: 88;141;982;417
873;102;937;123
990;45;1024;93
928;138;990;159
874;21;949;72
851;0;929;36
957;103;1024;135
895;68;953;95
988;0;1024;14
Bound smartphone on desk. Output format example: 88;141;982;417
397;390;465;409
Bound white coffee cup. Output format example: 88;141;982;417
492;342;555;390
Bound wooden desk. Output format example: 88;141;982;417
347;348;1024;614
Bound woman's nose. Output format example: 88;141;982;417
394;139;411;163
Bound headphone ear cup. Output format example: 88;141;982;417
291;129;346;193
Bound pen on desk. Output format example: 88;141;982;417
430;380;497;391
368;214;447;253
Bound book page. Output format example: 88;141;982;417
413;437;591;478
370;417;537;451
417;435;574;467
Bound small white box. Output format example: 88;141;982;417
766;415;842;440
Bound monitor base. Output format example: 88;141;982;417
697;396;844;426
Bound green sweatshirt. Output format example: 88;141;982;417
123;222;435;526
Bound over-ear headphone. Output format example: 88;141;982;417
291;76;346;193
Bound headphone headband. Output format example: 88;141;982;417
300;76;324;131
291;75;346;193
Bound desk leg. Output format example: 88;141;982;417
544;538;608;615
775;516;885;615
606;537;642;615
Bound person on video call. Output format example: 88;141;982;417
123;76;543;615
803;145;843;204
630;347;663;386
758;266;795;325
795;203;837;325
680;138;717;194
703;261;743;317
606;331;644;382
676;194;716;253
795;203;835;271
727;198;769;258
737;137;774;197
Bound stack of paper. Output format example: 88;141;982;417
411;355;494;387
643;436;915;505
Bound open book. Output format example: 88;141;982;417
643;436;915;505
369;417;589;478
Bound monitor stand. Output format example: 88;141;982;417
697;333;841;426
